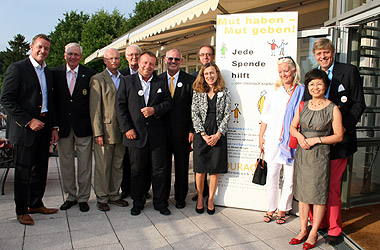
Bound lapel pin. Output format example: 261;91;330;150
82;89;88;95
138;90;144;96
177;82;183;88
341;96;348;103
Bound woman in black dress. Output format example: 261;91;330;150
191;62;231;215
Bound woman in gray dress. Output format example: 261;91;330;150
192;62;231;215
289;69;343;250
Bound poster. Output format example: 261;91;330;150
215;12;298;211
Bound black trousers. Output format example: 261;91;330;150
165;140;190;202
129;143;167;210
14;124;50;215
121;147;151;196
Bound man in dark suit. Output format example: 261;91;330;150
191;45;216;201
0;34;59;225
52;43;96;212
118;44;142;199
116;52;172;216
304;38;366;243
159;49;195;209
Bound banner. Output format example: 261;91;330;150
215;12;298;211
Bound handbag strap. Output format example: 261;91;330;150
259;151;265;169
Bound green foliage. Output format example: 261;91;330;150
126;0;181;31
81;9;128;72
46;11;89;68
1;34;30;74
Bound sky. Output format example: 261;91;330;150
0;0;140;51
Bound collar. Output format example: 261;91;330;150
66;64;79;74
319;61;335;73
138;73;153;84
106;68;121;79
29;55;46;69
167;70;180;81
130;67;138;75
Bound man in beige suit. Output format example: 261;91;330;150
90;48;128;211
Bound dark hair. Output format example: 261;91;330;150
32;34;51;44
193;62;225;93
199;45;215;55
305;69;330;94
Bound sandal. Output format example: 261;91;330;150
264;213;273;223
276;215;286;224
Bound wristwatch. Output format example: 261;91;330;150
318;137;322;144
200;132;206;136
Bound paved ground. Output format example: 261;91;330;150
0;156;336;250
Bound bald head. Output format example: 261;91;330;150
103;48;120;74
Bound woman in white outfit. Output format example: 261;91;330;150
258;56;304;224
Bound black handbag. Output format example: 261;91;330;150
252;151;267;185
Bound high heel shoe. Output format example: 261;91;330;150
289;232;309;245
302;235;317;250
195;206;204;214
207;204;215;215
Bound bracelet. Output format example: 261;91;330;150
217;133;221;139
318;137;322;144
200;131;206;136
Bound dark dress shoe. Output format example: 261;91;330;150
207;207;215;215
326;235;341;245
79;202;90;212
17;214;34;225
195;206;204;214
131;206;142;216
159;208;171;216
28;206;58;214
60;200;78;210
97;202;110;211
175;200;186;209
192;193;198;201
108;199;129;207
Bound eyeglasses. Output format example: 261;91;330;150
104;57;120;61
66;52;81;57
199;53;213;57
278;56;296;65
167;57;181;62
127;53;141;58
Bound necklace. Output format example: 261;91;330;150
283;85;295;93
310;99;326;107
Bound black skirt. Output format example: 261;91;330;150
193;95;227;174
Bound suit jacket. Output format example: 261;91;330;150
159;70;195;142
119;67;131;76
0;58;56;147
303;62;366;159
115;73;172;149
192;88;232;135
52;64;96;138
89;70;123;144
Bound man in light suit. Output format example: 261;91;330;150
159;49;195;209
304;38;366;244
116;52;172;216
52;43;96;212
0;34;59;225
90;48;128;211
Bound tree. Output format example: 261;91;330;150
46;11;89;68
1;34;30;74
81;9;128;72
125;0;181;31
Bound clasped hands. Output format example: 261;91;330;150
297;135;318;149
202;133;220;147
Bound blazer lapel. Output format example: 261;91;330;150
25;59;42;91
148;76;159;106
102;71;117;94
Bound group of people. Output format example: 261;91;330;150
0;34;231;225
0;33;366;250
260;38;365;249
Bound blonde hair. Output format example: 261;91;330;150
274;56;301;90
312;38;335;54
193;62;225;93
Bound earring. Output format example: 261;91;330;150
293;74;296;77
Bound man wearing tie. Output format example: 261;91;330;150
52;43;96;212
0;34;59;225
304;38;366;244
116;52;172;216
89;48;128;211
159;49;195;209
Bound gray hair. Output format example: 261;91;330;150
126;44;142;54
65;42;83;54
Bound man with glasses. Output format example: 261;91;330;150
120;44;141;76
89;48;128;211
52;43;96;212
191;45;215;201
159;49;195;209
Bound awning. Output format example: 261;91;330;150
85;0;328;64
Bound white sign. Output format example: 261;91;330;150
215;12;298;211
